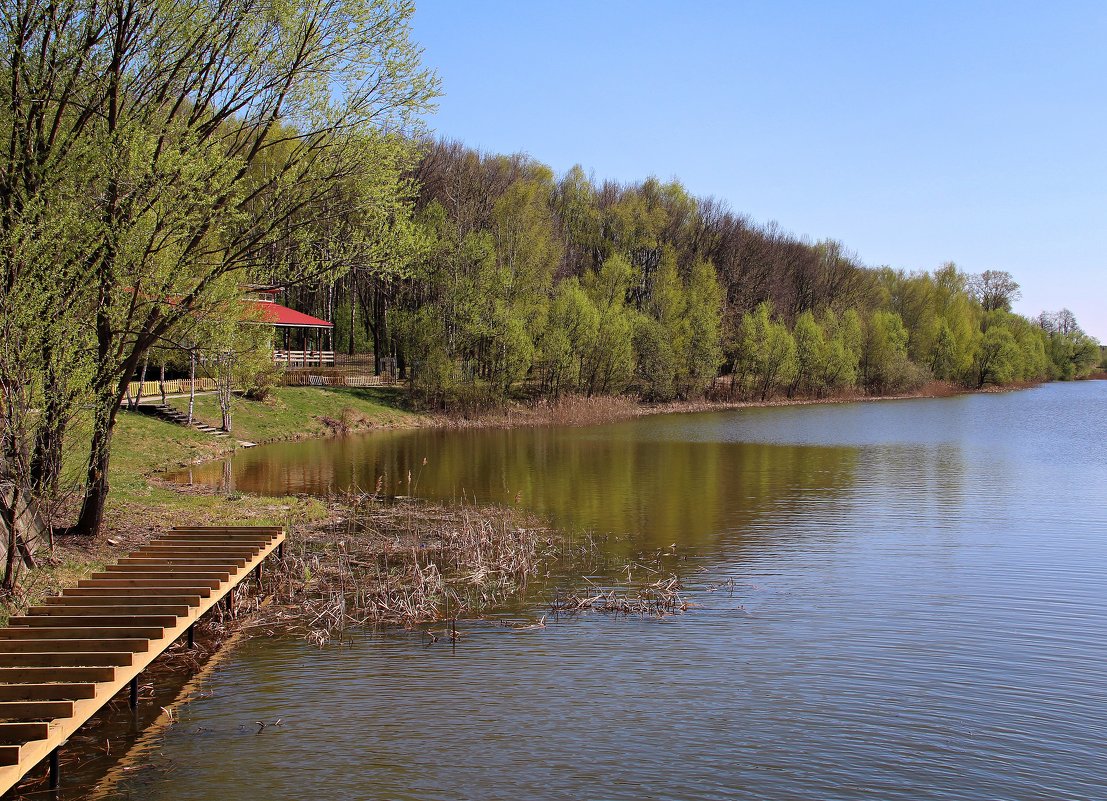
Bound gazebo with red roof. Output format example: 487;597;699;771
245;288;334;367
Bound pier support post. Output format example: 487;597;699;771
48;747;59;791
187;623;195;649
278;541;284;561
129;677;138;711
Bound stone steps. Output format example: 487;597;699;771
138;405;230;438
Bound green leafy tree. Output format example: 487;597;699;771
680;260;725;397
862;310;917;393
791;311;825;396
973;320;1021;387
735;303;797;400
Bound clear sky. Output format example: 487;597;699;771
411;1;1106;339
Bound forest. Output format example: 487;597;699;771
0;0;1100;555
289;139;1101;409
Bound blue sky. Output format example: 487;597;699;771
411;1;1107;339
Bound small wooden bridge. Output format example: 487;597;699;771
0;525;285;795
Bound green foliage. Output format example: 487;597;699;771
734;303;797;400
681;261;725;397
791;311;825;396
974;320;1021;387
634;316;678;401
862;310;924;393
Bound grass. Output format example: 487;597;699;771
163;385;415;444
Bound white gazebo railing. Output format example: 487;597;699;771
273;349;335;367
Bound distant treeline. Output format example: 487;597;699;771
289;139;1100;408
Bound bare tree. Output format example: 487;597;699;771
970;270;1021;312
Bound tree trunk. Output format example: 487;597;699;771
348;273;356;356
131;351;149;409
188;350;196;424
159;361;166;405
30;356;67;500
218;356;233;433
72;391;122;537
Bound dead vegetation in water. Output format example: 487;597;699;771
250;493;568;643
547;546;698;619
550;575;693;617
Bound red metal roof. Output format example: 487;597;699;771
246;300;333;328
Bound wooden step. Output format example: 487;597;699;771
0;722;49;744
0;652;133;667
171;526;282;532
29;605;191;617
0;627;165;641
106;563;242;574
99;564;234;575
0;701;74;721
8;615;179;628
131;546;259;555
0;683;97;701
45;594;203;605
0;640;148;654
61;587;212;598
93;570;230;582
0;745;20;765
118;558;246;568
77;579;218;592
0;667;116;684
160;535;281;542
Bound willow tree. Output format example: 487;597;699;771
0;0;438;537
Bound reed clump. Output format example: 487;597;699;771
252;493;564;642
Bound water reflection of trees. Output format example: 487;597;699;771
185;426;867;551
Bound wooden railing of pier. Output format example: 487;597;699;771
0;525;285;795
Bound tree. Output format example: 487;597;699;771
735;303;797;401
862;310;916;393
970;270;1021;312
0;0;439;536
681;260;725;397
974;321;1021;387
1039;309;1100;379
790;311;825;396
817;309;860;393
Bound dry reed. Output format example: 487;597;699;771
249;493;564;642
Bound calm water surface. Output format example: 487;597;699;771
107;383;1107;800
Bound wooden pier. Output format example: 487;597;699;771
0;525;285;795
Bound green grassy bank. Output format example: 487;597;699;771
2;386;421;623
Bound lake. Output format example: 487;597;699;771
100;382;1107;800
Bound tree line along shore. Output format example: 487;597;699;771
1;0;1101;595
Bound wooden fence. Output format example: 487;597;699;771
281;372;395;388
125;377;217;399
